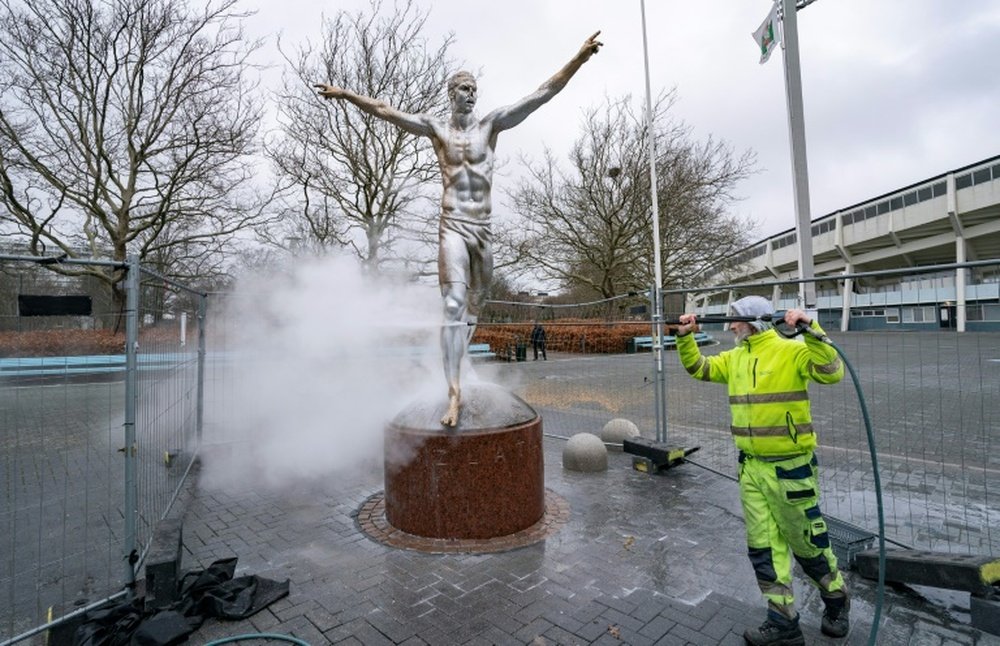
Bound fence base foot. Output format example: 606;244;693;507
623;437;699;473
145;517;184;610
854;549;1000;595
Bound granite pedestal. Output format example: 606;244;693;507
384;383;543;540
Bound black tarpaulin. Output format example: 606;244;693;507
53;558;289;646
174;558;291;620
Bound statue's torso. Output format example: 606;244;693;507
432;120;495;224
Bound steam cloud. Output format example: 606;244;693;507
201;253;453;489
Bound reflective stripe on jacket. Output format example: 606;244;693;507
677;322;843;457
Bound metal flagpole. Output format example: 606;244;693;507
639;0;667;443
779;0;817;310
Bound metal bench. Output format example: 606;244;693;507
633;336;654;350
468;343;496;360
628;332;716;353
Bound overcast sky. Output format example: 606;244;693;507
245;0;1000;242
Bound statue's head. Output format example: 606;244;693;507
447;71;477;114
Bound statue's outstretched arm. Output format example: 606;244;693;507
315;83;435;137
489;31;603;133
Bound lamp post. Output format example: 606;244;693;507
639;0;667;443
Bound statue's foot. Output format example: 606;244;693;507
441;394;460;427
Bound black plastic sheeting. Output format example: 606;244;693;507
17;294;92;316
50;558;289;646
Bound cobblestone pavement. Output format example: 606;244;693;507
175;437;1000;646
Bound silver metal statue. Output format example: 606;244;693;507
317;32;603;426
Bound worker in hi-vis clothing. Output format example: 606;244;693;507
675;295;849;646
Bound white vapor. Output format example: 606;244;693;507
201;253;451;489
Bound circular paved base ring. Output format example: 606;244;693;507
356;489;569;554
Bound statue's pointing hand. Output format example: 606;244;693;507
582;31;603;59
315;83;345;100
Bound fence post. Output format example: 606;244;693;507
649;285;667;443
196;294;207;443
658;286;668;443
123;255;140;594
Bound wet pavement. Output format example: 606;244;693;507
173;435;1000;645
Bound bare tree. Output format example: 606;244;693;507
507;92;757;299
266;0;455;276
0;0;275;310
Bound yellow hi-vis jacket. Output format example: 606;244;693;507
677;322;844;458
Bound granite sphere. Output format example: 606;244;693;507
600;418;640;450
563;433;608;472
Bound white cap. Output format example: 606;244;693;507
730;295;774;332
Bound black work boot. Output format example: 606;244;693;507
743;611;804;646
821;593;851;637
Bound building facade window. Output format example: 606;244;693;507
982;304;1000;322
902;306;936;323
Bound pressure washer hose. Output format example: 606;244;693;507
202;634;312;646
795;323;886;645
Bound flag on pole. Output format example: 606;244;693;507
752;1;781;64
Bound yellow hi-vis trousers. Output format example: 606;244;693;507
739;451;847;620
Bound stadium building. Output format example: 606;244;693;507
692;154;1000;332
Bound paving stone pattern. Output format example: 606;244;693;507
174;439;1000;645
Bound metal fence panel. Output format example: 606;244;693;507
0;257;202;644
132;268;201;569
1;262;128;641
665;269;1000;558
662;328;999;555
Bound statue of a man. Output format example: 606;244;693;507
317;32;603;426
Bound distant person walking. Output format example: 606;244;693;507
530;323;547;361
